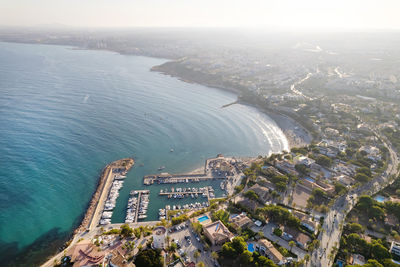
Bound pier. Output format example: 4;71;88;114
143;155;241;185
158;186;215;200
126;190;150;223
74;158;134;232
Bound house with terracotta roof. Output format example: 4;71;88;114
258;239;286;265
229;213;253;230
203;220;235;246
282;227;311;250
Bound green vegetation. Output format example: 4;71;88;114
220;237;278;267
244;190;259;201
316;155;332;167
211;209;230;225
120;224;134;238
273;227;282;236
134;249;163;267
295;164;310;176
256;205;300;228
307;188;329;211
171;214;189;225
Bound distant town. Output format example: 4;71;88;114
9;29;400;267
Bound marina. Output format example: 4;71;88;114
99;170;131;225
125;190;150;223
159;186;216;199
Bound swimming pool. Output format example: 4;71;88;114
198;215;210;223
248;243;255;253
374;195;386;203
305;177;315;183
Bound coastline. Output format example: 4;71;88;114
0;40;312;149
41;158;134;266
151;66;312;149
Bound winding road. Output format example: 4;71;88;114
308;123;399;266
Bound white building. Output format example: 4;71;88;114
152;226;167;249
390;241;400;256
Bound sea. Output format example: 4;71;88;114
0;41;288;266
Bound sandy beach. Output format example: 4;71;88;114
268;112;312;149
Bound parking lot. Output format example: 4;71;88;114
168;223;214;266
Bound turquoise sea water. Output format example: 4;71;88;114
0;42;288;266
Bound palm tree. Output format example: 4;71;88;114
289;241;295;252
193;251;200;262
211;251;219;262
304;254;310;264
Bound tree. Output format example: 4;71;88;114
357;195;374;210
363;259;384;267
370;241;391;261
344;223;364;234
316;155;332;167
357;167;372;177
256;256;278;267
240;251;253;264
295;164;310;175
355;173;370;183
196;262;205;267
134;228;141;238
304;254;310;263
221;237;247;258
275;182;287;192
273;228;283;236
288;241;295;252
120;224;134;238
231;237;247;255
211;251;219;262
193;251;200;262
168;242;177;252
244;190;259;201
134;249;163;267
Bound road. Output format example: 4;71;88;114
252;224;308;259
169;223;214;266
308;127;399;267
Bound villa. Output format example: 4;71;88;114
203;220;235;246
229;213;253;230
258;239;286;265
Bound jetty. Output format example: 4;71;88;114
143;154;241;185
74;158;134;233
159;186;214;200
126;190;150;223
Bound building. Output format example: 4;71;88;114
390;241;400;256
333;175;356;187
203;220;235;246
248;184;270;202
349;254;366;265
293;156;315;168
283;227;311;249
153;226;167;249
258;239;286;265
236;198;259;213
229;213;253;229
291;210;319;234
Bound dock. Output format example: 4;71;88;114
73;158;134;232
158;186;215;200
126;190;150;223
143;155;241;185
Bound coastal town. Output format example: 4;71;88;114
43;85;400;267
13;28;400;267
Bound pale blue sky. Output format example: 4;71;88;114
1;0;400;29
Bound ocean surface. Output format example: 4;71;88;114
0;42;288;266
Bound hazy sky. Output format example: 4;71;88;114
1;0;400;30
